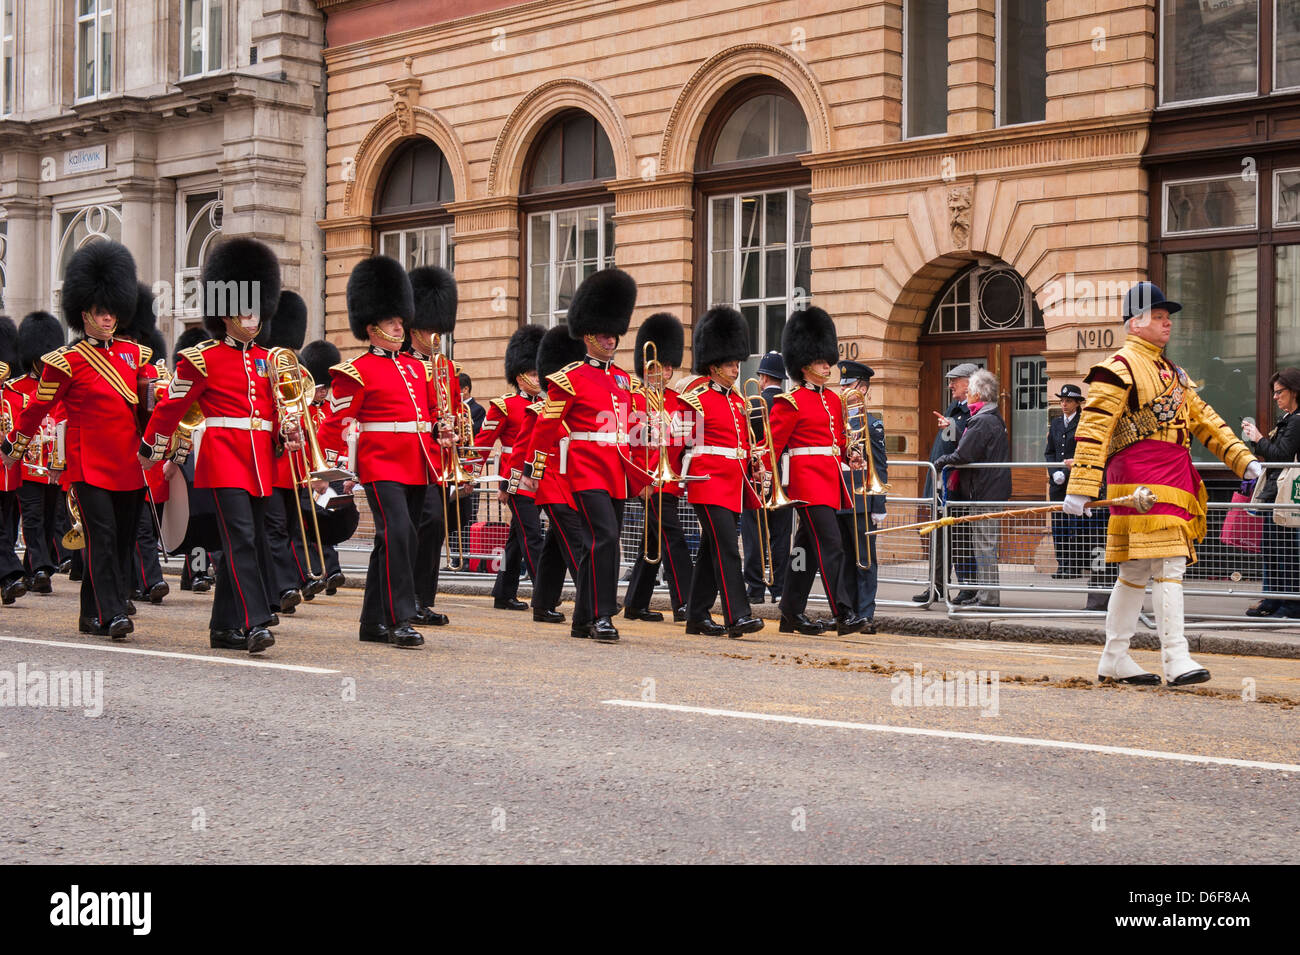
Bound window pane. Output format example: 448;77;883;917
775;96;809;155
764;303;785;360
1164;248;1258;462
380;232;400;261
437;152;454;204
556;261;577;313
562;115;594;184
763;191;787;248
78;20;95;97
594;124;615;180
740;305;761;357
711;250;733;304
556;209;577;264
1000;0;1046;125
713;96;776;164
1010;356;1049;464
529;263;549;324
209;0;224;71
740;250;760;300
578;206;599;264
764;249;786;299
793;187;812;242
184;191;220;267
711;196;733;251
1278;169;1300;227
739;195;760;248
906;0;948;136
183;0;202;76
78;0;94;16
530;125;562;189
1161;0;1259;104
3;37;13;115
1165;176;1257;233
793;246;811;301
1277;245;1300;371
99;11;112;94
602;206;615;264
529;214;550;265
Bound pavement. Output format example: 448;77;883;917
2;579;1297;864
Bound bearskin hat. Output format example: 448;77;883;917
299;339;342;388
565;268;636;340
537;324;587;388
504;324;545;388
0;316;18;380
200;237;282;336
17;311;66;375
144;328;168;367
346;255;413;340
61;240;138;334
171;326;213;371
408;266;457;334
115;281;158;344
259;290;308;350
781;306;839;383
634;312;685;378
691;306;750;374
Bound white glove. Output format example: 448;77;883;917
1063;494;1090;517
1245;461;1263;481
1052;470;1066;485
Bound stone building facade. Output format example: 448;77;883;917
0;0;327;348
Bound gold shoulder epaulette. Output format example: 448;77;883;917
548;362;581;396
775;391;799;407
331;360;364;387
138;343;153;365
179;340;220;377
490;396;509;416
679;390;704;415
41;347;74;378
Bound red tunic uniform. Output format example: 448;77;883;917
143;338;282;496
476;391;531;483
318;345;440;486
525;357;632;497
767;382;851;510
1;384;23;493
6;375;66;485
683;380;760;513
13;341;151;492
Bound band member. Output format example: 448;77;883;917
9;311;67;594
165;326;218;594
520;268;636;642
477;324;545;611
1066;283;1260;686
4;242;151;638
318;256;447;648
296;338;354;595
768;307;870;636
0;316;26;605
261;289;315;613
406;265;460;628
623;312;694;623
141;237;293;654
741;350;791;605
836;360;887;633
526;325;587;624
680;306;763;637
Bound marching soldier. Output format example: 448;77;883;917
1065;282;1260;686
680;306;763;637
767;306;870;636
623;312;694;623
318;256;448;648
141;237;294;654
5;242;152;638
477;324;545;611
166;326;218;594
295;338;354;595
741;350;791;605
0;316;26;605
526;325;587;624
836;360;888;633
520;268;637;643
406;265;460;628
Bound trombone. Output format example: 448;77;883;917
269;347;330;587
742;377;797;586
841;388;890;570
432;351;479;571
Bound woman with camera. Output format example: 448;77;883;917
1242;368;1300;618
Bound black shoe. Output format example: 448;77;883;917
836;614;868;636
57;559;72;575
267;613;281;627
1247;599;1281;617
192;575;212;593
589;617;620;642
952;590;978;605
746;591;764;603
68;568;83;582
685;617;726;636
1275;602;1300;619
279;589;302;612
125;599;137;616
147;580;170;604
779;613;826;635
246;627;275;654
726;616;764;638
533;608;565;623
412;607;449;627
209;629;247;650
1167;668;1211;687
1098;673;1162;686
1085;593;1110;612
570;624;591;639
623;607;663;622
911;588;934;603
976;598;1000;608
1050;570;1082;579
390;624;424;648
30;570;51;595
181;578;193;591
494;597;528;611
79;616;105;635
359;622;392;643
325;572;346;595
1;577;26;605
673;606;687;623
107;614;133;639
131;589;145;600
302;578;327;600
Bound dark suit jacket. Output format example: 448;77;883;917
839;410;888;516
1044;412;1079;502
467;398;486;436
924;398;970;497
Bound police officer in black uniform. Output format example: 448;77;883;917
836;360;888;633
741;350;791;604
1045;383;1084;578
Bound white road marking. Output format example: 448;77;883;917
933;641;1096;661
603;699;1300;774
0;636;339;674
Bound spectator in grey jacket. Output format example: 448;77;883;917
1242;367;1300;618
934;368;1011;607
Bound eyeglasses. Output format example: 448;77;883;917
1274;389;1289;398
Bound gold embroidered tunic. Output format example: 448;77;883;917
1066;334;1255;562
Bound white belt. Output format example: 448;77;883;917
787;445;840;457
205;417;274;432
567;431;628;445
498;445;513;455
358;421;432;434
688;445;747;460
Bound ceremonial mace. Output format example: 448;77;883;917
865;485;1158;538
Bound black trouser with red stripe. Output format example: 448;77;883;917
533;502;581;612
493;492;543;602
572;489;625;628
76;483;145;624
131;496;164;593
687;503;750;626
210;488;275;632
1;490;23;585
780;503;853;621
625;492;692;612
414;483;446;609
266;487;312;597
364;480;426;627
18;480;60;574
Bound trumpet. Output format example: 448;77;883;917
432;352;476;570
841;388;890;570
269;347;331;587
639;341;684;565
742;377;798;586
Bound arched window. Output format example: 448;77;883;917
374;138;456;272
175;190;223;329
522;110;617;327
925;264;1044;334
698;80;812;381
52;202;122;324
